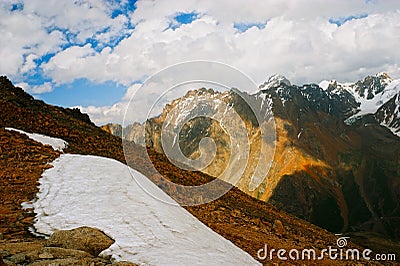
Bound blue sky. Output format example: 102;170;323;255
1;0;399;124
328;13;369;26
38;79;126;106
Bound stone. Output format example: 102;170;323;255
273;219;286;236
9;253;26;264
28;258;79;266
46;226;115;256
41;247;92;259
38;252;54;259
26;247;92;261
0;254;7;266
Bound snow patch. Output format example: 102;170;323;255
318;80;331;91
32;154;260;265
354;79;399;115
5;127;68;151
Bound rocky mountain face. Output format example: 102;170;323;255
101;122;144;145
110;73;400;240
2;75;373;265
321;73;400;135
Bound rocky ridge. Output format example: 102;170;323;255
109;73;400;242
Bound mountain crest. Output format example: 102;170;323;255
259;74;291;90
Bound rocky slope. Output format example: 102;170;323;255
110;73;400;242
3;76;390;264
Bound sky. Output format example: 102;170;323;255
1;0;400;125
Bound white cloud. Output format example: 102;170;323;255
20;54;39;74
42;7;400;86
16;81;53;94
0;6;64;78
0;0;131;81
76;83;141;125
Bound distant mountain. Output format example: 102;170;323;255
107;73;400;240
101;122;144;145
320;72;400;135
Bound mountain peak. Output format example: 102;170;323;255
259;74;291;90
375;71;391;80
318;80;336;91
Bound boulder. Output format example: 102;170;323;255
46;226;115;256
273;219;286;237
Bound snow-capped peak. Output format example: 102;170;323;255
260;74;291;90
375;72;392;83
347;76;398;116
318;80;331;91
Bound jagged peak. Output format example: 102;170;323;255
319;72;394;92
319;80;336;91
354;72;392;87
375;72;392;80
259;74;291;90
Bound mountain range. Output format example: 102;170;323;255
102;72;400;241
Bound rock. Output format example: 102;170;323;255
230;209;241;218
9;253;26;264
252;217;262;226
38;252;53;259
113;262;138;265
35;247;93;260
1;259;11;266
273;219;286;236
46;227;115;256
0;254;7;266
28;258;79;266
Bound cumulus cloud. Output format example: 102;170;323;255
1;0;400;124
16;81;53;94
0;0;131;80
76;83;141;125
41;1;400;87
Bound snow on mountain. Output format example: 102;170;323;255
5;127;68;151
318;74;400;136
376;91;400;136
349;79;398;117
320;73;399;117
259;73;399;136
31;154;260;265
259;74;291;90
318;80;330;91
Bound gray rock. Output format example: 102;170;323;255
46;226;115;256
9;253;26;264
